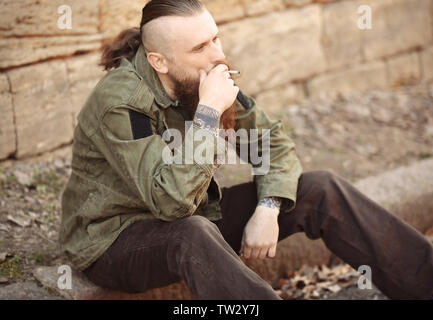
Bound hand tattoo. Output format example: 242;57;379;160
193;104;220;137
258;197;282;210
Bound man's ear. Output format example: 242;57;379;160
146;52;169;74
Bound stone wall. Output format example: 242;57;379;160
1;0;432;160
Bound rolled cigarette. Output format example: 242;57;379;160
228;70;241;75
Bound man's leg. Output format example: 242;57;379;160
216;170;433;300
83;216;281;299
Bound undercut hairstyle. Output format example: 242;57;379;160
100;0;204;71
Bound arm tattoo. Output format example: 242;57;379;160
193;104;220;137
258;197;282;210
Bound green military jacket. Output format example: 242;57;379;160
59;43;303;271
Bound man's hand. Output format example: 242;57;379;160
198;64;239;115
240;205;279;259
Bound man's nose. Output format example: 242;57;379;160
210;41;226;63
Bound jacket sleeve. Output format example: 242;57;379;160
98;105;226;221
235;92;303;213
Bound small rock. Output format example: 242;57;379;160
330;122;345;134
314;103;333;115
355;144;379;156
24;196;36;204
286;104;300;115
274;289;283;297
7;212;33;227
343;103;371;119
373;108;393;123
395;93;410;110
0;277;9;284
53;159;64;168
0;282;64;300
13;170;33;186
0;223;9;232
27;211;39;219
0;252;10;263
327;284;342;293
424;125;433;138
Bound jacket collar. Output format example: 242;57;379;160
132;43;179;109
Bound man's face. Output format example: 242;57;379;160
163;9;228;110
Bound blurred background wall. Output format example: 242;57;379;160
0;0;432;161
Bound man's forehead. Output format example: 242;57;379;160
163;10;218;50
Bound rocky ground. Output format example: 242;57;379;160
0;83;432;300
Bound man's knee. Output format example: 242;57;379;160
175;215;221;241
302;170;339;191
306;169;337;182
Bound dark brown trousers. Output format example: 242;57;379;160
83;170;433;300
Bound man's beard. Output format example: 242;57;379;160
169;71;200;121
168;64;236;130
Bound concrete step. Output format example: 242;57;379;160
34;158;433;299
33;266;193;300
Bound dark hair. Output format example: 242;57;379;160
100;0;204;71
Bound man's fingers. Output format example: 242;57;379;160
250;247;261;259
242;242;277;259
258;247;268;260
213;64;229;74
267;244;277;258
243;245;252;259
239;240;244;256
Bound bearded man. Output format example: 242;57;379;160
59;0;433;300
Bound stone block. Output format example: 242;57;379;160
0;0;99;37
307;60;387;99
219;5;326;95
241;0;284;16
420;46;433;83
354;158;433;233
0;74;10;93
0;35;103;69
386;52;421;86
0;73;16;160
283;0;313;7
66;53;106;85
8;61;73;158
254;83;305;115
202;0;245;24
100;0;148;38
360;0;433;61
321;0;362;69
33;266;193;300
65;53;107;127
